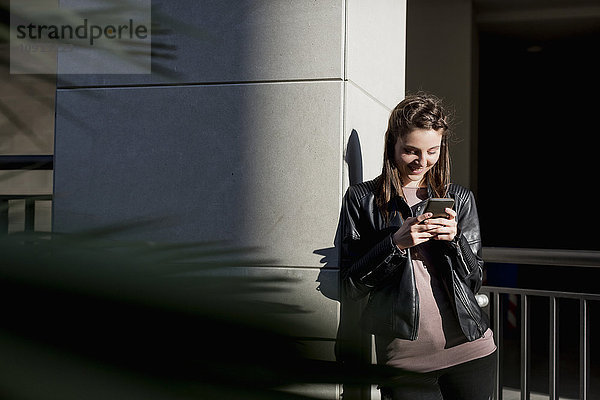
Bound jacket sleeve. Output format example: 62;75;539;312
449;189;485;294
340;186;407;301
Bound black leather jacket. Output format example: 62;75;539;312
340;177;489;341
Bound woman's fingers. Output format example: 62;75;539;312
414;212;433;224
425;218;449;226
393;213;434;249
424;224;454;240
445;208;457;219
424;209;457;241
394;210;459;248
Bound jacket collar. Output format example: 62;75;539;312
427;183;434;198
390;182;437;220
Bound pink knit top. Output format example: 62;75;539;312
375;187;496;373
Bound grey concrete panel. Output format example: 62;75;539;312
57;0;344;87
237;81;343;268
54;81;342;267
195;265;340;396
0;51;55;154
343;81;392;187
238;266;339;361
0;170;53;195
346;0;406;110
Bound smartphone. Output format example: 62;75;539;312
422;198;455;219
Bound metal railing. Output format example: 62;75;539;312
481;247;600;400
0;155;53;234
484;247;600;269
0;195;53;233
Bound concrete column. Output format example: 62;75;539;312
54;2;406;397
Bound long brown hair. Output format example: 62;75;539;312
376;93;451;219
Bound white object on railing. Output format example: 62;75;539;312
476;293;489;307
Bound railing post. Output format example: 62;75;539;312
549;296;559;400
0;198;8;234
520;294;530;400
580;299;590;400
25;198;35;232
493;291;502;400
483;286;599;400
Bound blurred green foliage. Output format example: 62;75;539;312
0;227;404;399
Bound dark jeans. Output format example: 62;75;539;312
380;351;497;400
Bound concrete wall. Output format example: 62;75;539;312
405;0;475;188
0;44;54;232
53;2;406;398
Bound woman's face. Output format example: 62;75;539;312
394;128;443;187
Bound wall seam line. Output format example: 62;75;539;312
56;77;344;91
347;79;391;112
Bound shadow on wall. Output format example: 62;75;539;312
314;129;373;399
313;129;363;302
314;129;373;397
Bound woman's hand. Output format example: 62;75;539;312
392;212;436;250
424;208;458;241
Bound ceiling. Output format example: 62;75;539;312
473;0;600;40
474;0;600;12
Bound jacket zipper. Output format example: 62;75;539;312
454;240;472;275
452;270;484;336
359;244;401;282
409;249;419;340
453;241;485;335
454;238;485;281
411;289;419;340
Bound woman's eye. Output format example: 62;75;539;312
428;150;438;155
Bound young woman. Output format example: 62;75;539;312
341;94;496;400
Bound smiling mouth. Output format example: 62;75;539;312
408;165;426;174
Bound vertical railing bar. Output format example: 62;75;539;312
521;294;530;400
580;299;590;400
24;198;35;232
493;291;502;400
0;198;8;234
549;296;559;400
